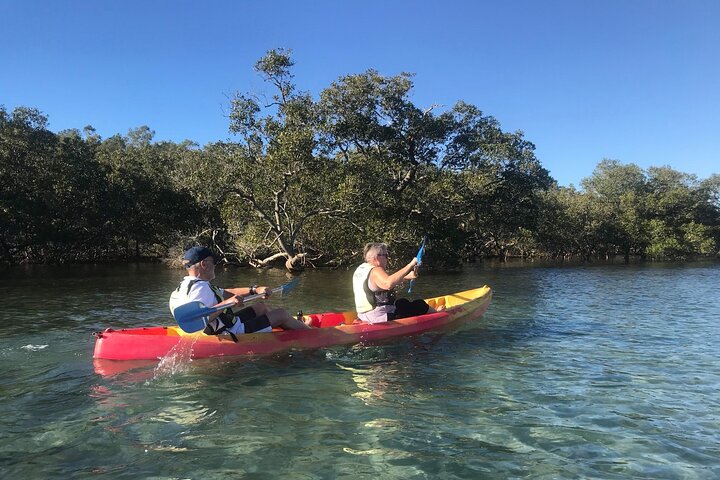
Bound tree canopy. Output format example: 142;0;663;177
1;51;718;267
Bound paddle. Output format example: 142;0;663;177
407;236;427;293
172;278;300;333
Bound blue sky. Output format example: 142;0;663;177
2;0;718;186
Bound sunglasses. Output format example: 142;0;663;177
185;257;218;268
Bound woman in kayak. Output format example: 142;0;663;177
352;242;436;324
169;246;311;339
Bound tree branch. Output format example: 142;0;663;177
226;188;277;230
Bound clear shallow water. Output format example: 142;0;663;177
1;261;719;479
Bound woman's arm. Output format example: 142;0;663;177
371;258;418;290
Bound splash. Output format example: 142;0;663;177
152;335;199;378
21;344;49;351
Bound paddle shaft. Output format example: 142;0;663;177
180;290;276;321
227;281;298;309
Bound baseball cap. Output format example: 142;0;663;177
182;246;215;268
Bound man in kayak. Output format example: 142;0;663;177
352;242;435;323
169;246;311;338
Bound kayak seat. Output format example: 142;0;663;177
305;314;322;328
319;313;346;327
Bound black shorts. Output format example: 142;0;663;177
390;298;430;320
236;306;272;333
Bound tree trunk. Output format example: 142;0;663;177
285;254;305;272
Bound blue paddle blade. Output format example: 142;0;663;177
172;301;220;333
178;316;206;334
415;236;427;265
408;236;427;293
277;277;300;295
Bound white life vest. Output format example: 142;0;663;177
169;278;238;338
352;263;375;313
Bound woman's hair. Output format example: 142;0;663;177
363;242;388;262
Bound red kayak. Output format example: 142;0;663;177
93;285;492;361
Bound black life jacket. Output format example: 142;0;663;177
373;288;396;307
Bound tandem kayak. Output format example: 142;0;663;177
92;285;492;361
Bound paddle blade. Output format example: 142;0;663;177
278;278;300;296
415;235;427;265
172;301;211;333
408;236;427;293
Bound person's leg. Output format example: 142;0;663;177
235;306;272;333
409;299;432;315
267;308;312;330
394;298;431;319
250;302;269;317
394;298;411;319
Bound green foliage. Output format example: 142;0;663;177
0;107;203;263
0;107;111;261
180;49;357;270
532;161;720;261
1;51;718;267
646;219;683;258
682;221;716;255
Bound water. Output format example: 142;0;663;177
1;261;719;478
